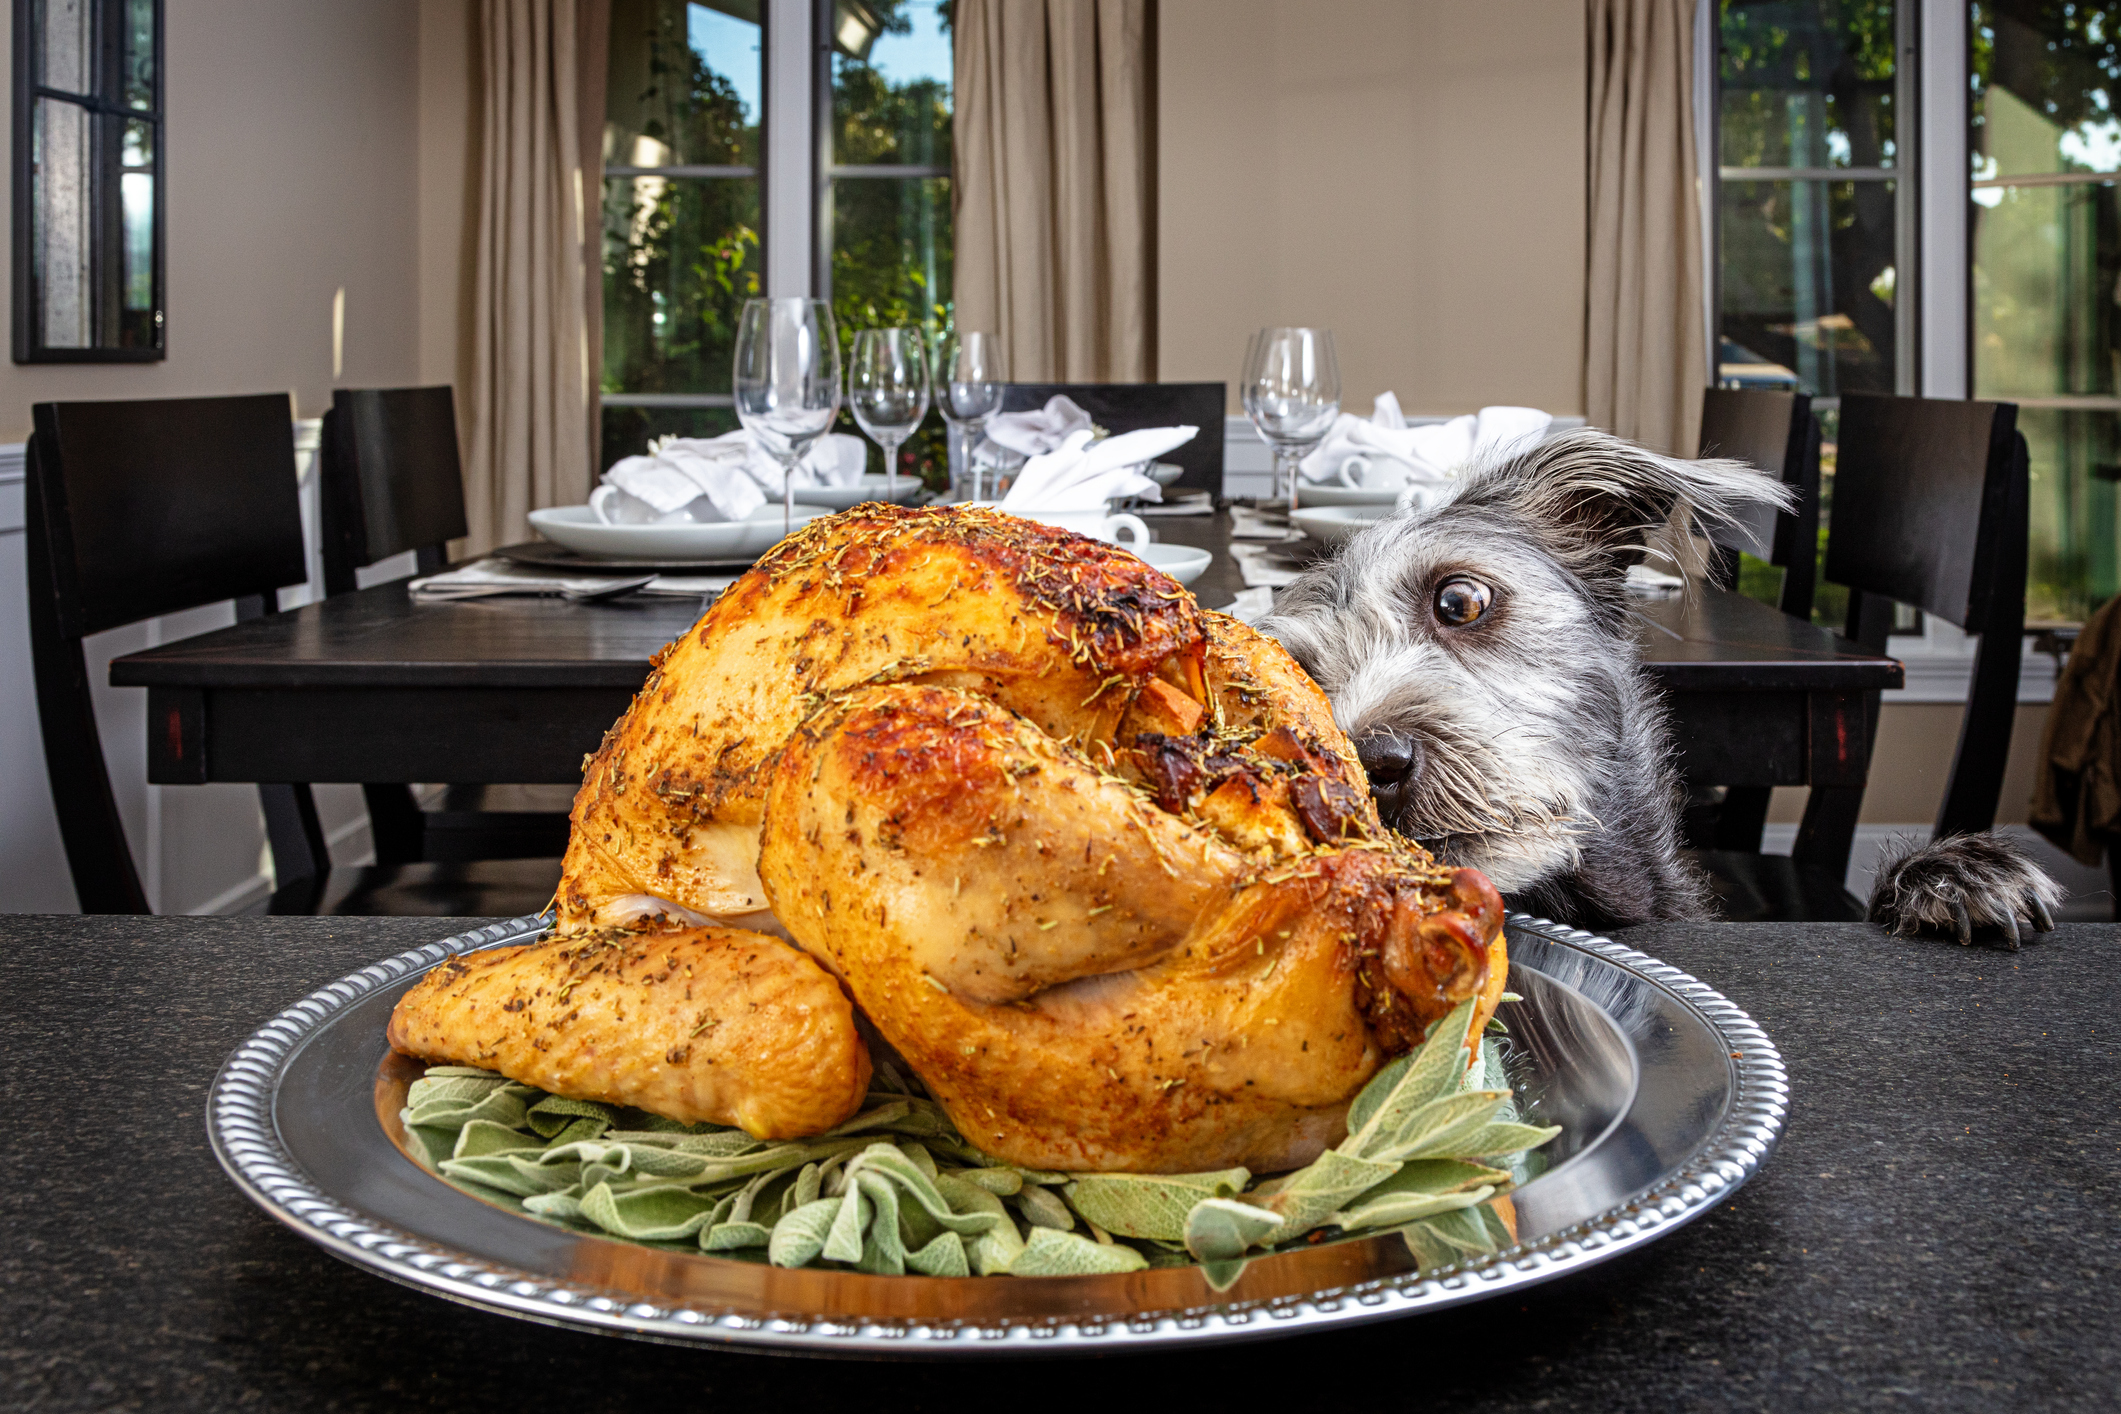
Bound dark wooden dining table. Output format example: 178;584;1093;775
108;511;1904;795
6;912;2113;1411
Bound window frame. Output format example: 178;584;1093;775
1709;0;1921;401
601;0;953;427
11;0;166;364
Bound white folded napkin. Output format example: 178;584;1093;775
1299;395;1553;488
595;431;866;525
1229;543;1305;588
408;560;738;600
998;425;1196;513
1228;505;1304;541
983;394;1093;458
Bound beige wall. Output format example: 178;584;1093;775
0;1;480;438
1767;702;2050;827
1156;0;1587;415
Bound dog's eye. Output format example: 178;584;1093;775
1433;577;1492;627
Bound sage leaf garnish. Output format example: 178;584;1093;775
404;992;1558;1279
1182;1198;1283;1262
1065;1168;1251;1241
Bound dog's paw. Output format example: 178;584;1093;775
1866;833;2064;951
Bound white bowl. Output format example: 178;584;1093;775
1290;504;1395;545
528;502;832;560
788;473;928;512
1130;541;1212;586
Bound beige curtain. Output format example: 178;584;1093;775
1586;0;1705;457
465;0;609;553
954;0;1155;382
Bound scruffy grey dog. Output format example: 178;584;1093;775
1261;428;2063;946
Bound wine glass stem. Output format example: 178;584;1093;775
1275;447;1302;512
881;433;900;499
783;464;794;536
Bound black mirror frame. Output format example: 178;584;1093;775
11;0;165;364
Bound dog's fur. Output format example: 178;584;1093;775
1867;832;2063;950
1260;428;2061;944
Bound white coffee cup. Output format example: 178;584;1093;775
1334;453;1414;491
973;503;1152;549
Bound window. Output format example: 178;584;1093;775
599;0;955;480
826;0;954;480
1718;0;1912;401
1717;1;1915;623
11;0;163;362
601;0;763;453
1970;2;2121;624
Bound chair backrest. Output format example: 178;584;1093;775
1825;393;2028;837
998;382;1227;495
1697;386;1820;620
320;386;469;594
25;393;313;912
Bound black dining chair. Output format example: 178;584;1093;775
1690;393;2029;921
26;392;560;917
1698;386;1821;621
996;383;1227;495
319;385;573;867
1687;387;1823;851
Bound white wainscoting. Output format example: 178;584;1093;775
0;424;378;915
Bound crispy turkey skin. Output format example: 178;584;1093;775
396;505;1506;1171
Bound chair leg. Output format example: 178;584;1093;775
1714;786;1773;852
363;783;429;865
258;782;331;898
1792;785;1864;891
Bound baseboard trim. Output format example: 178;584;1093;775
186;807;379;917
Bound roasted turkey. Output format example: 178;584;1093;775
393;505;1507;1172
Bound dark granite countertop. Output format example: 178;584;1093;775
3;916;2116;1411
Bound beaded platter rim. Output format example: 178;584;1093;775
206;914;1788;1357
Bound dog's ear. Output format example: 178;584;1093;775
1453;428;1797;581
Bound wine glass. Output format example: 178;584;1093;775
733;297;841;533
1242;327;1341;510
934;331;1003;501
848;327;929;501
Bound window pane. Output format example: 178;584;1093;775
2017;409;2121;624
830;175;952;331
830;0;952;167
124;0;156;109
1719;178;1897;395
1972;1;2121;179
1973;181;2121;399
606;0;760;168
1719;0;1896;169
600;404;740;466
602;175;760;398
33;98;93;349
36;0;93;97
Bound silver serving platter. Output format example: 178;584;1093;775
208;915;1786;1356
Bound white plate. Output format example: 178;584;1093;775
1293;482;1405;508
1131;541;1211;585
788;474;928;512
529;503;832;560
1291;504;1395;545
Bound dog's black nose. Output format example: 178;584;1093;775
1356;731;1421;789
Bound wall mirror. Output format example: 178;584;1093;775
11;0;164;362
